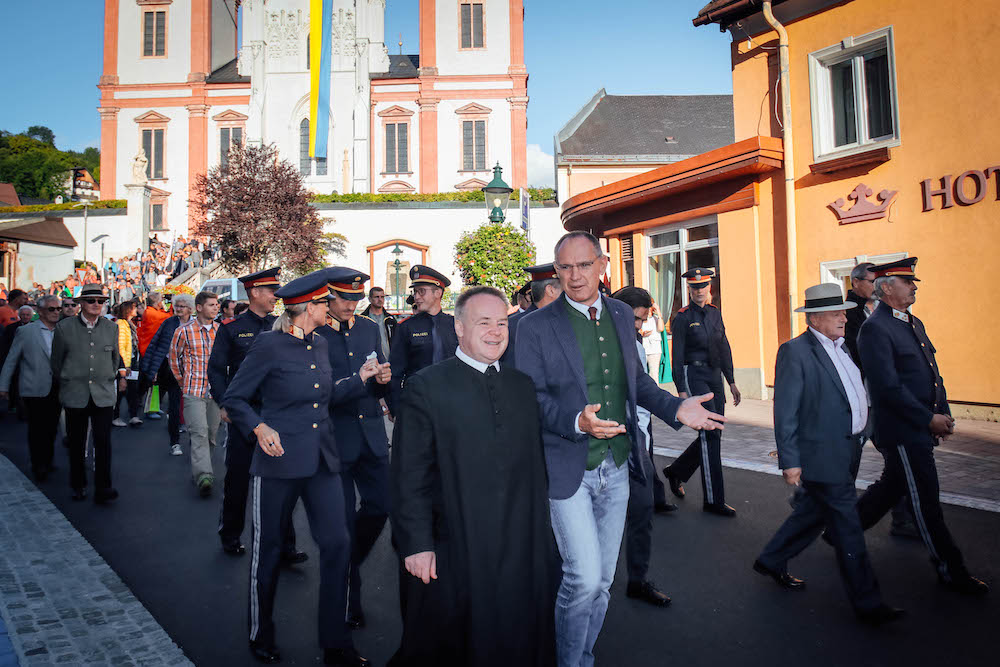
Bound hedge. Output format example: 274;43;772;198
310;187;555;204
0;200;127;213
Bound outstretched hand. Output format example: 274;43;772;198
578;403;627;439
676;393;726;431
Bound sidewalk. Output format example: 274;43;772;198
0;456;191;667
651;398;1000;512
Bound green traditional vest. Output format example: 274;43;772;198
563;298;631;469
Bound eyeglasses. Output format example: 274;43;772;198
62;304;76;308
80;298;106;305
554;259;599;273
42;306;61;312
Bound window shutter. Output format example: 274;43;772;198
220;128;230;167
474;120;486;171
472;4;484;48
143;12;154;57
299;119;311;175
463;121;474;171
142;130;153;179
155;12;166;56
153;129;164;178
621;236;634;261
397;124;408;173
461;4;472;49
385;123;397;173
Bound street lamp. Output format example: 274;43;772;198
72;201;92;265
391;243;404;312
92;234;110;283
482;162;513;223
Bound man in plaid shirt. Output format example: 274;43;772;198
169;290;222;496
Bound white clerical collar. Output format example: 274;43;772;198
456;346;500;374
565;293;602;319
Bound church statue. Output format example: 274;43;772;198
132;149;149;185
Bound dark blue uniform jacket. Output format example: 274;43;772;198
858;301;950;449
388;310;457;413
207;310;276;406
669;302;735;394
315;315;389;462
222;330;368;479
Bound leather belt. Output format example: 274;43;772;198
686;360;710;368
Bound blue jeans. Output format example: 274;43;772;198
549;450;630;667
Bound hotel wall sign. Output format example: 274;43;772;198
828;183;898;225
921;166;1000;211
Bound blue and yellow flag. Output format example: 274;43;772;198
309;0;332;158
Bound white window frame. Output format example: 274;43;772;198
819;252;907;295
646;215;719;309
808;26;901;163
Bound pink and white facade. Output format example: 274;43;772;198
98;0;529;239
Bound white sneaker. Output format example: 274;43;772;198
170;444;183;456
112;418;127;427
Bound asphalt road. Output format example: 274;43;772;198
1;412;998;666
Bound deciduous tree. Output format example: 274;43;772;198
454;221;536;299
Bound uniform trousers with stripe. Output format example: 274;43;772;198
855;439;966;577
249;464;351;650
340;451;390;616
218;424;297;552
665;364;726;505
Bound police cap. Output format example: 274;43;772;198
275;270;334;305
681;267;715;288
523;262;557;281
239;266;280;289
409;265;451;289
325;267;369;301
870;257;920;281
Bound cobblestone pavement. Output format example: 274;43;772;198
0;456;192;667
651;398;1000;512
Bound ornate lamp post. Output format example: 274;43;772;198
391;242;404;311
482;162;513;223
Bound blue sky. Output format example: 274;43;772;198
0;0;733;184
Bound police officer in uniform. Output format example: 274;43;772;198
662;267;742;516
224;270;378;666
501;263;561;368
387;264;458;415
208;267;305;561
854;258;988;595
316;267;393;629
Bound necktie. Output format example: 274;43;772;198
588;306;598;321
486;365;498;377
431;316;444;364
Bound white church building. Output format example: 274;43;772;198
96;0;553;288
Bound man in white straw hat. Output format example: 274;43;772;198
753;283;904;627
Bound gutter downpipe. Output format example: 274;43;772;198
761;0;798;337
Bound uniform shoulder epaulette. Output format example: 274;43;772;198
222;317;236;325
356;314;374;324
707;303;719;309
677;306;689;313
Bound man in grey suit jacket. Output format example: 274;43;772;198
0;295;63;480
516;232;724;667
754;283;903;627
51;284;126;503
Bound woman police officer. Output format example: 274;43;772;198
223;270;390;666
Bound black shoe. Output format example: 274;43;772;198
347;610;366;629
281;550;309;565
703;502;736;517
662;467;685;498
753;560;806;590
856;604;906;627
222;540;247;556
324;648;369;666
889;522;921;539
654;501;679;514
71;488;87;501
625;580;672;607
250;641;281;664
941;573;990;595
94;488;119;504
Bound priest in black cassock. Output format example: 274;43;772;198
389;286;556;667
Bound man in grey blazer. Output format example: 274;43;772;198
754;283;903;627
51;284;126;503
0;295;63;480
516;231;724;667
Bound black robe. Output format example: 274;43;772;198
390;356;556;667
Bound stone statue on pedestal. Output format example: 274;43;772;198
131;149;149;185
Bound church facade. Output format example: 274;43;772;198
98;0;529;240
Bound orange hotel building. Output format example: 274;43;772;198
561;0;1000;418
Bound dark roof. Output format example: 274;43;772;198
555;90;734;162
206;58;249;84
693;0;790;29
18;196;53;206
0;217;77;248
372;54;419;80
0;183;20;207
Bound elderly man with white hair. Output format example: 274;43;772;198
139;293;195;456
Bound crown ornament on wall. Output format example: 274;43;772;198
828;183;898;224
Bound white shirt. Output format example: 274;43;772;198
809;327;869;434
39;324;55;355
564;293;602;320
641;315;661;355
636;340;652;440
455;346;500;374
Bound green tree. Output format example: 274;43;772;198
26;125;55;146
0;133;71;200
454;221;536;299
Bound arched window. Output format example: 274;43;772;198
299;118;310;175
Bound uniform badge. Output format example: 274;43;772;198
892;310;910;323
